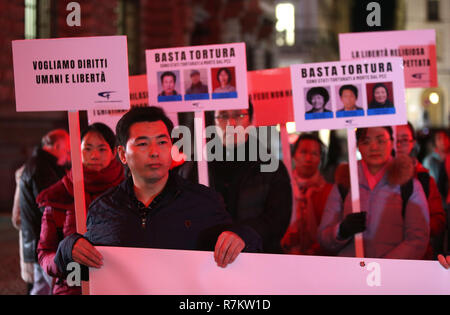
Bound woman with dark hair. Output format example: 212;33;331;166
213;68;236;93
368;83;394;109
281;134;333;255
306;87;331;114
36;123;124;295
318;126;430;259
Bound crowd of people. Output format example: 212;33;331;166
10;104;450;295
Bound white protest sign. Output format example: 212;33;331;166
89;247;450;295
291;58;407;258
339;29;438;88
290;57;407;132
145;43;248;112
88;74;179;131
12;36;130;112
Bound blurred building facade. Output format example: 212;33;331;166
0;0;277;213
0;0;448;212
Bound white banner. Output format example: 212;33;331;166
89;247;450;295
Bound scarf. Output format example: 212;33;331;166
37;158;125;211
283;170;326;254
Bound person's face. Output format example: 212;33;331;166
54;136;71;166
311;94;325;109
358;127;393;168
162;75;175;94
435;132;450;154
218;70;229;87
118;121;172;184
81;131;115;172
191;73;200;85
395;125;415;156
294;139;321;179
215;109;251;146
341;89;357;110
374;86;388;104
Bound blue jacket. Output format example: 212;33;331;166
55;172;262;276
318;161;430;259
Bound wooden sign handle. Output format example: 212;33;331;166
347;128;364;258
194;110;209;187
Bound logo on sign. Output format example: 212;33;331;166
95;91;123;104
412;73;426;80
98;91;116;100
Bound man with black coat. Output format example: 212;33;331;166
20;129;71;294
179;103;292;254
54;107;261;277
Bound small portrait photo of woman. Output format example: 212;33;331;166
366;82;395;115
211;67;237;99
304;86;333;120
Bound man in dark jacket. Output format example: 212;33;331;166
179;103;292;254
20;129;71;294
55;107;261;277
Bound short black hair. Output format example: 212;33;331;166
116;106;174;147
306;87;330;106
216;68;232;84
356;126;393;143
81;123;116;152
160;71;176;83
339;85;358;98
292;133;325;157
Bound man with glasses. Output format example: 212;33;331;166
180;103;292;254
395;123;446;259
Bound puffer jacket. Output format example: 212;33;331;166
318;156;430;259
20;147;67;263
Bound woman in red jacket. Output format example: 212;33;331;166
36;123;124;295
395;123;446;259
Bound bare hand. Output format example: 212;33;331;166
438;255;450;269
72;237;103;268
214;231;245;268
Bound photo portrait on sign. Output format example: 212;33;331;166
336;84;365;118
184;69;209;101
366;82;395;115
157;70;182;102
211;67;237;99
304;86;333;120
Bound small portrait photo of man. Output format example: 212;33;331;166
336;84;364;118
157;71;182;102
304;86;333;120
184;69;209;101
366;82;395;116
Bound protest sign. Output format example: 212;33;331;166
12;36;130;112
89;246;450;295
88;74;179;131
146;43;248;112
339;29;437;88
247;67;294;126
290;57;406;132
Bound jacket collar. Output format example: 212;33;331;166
122;171;181;209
